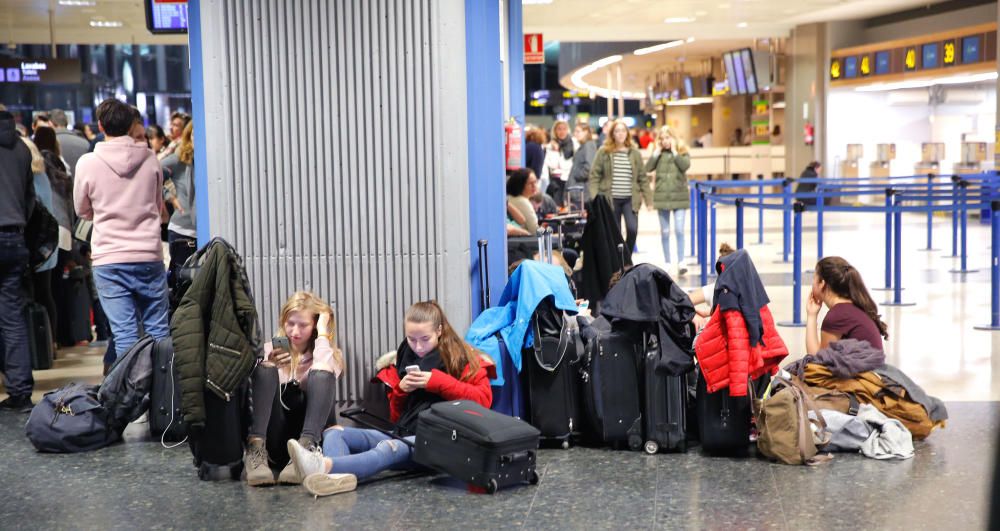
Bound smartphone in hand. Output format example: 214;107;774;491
405;365;421;374
271;336;291;353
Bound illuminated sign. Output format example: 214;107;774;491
904;47;917;71
875;51;890;74
860;54;871;76
962;36;981;63
0;58;80;84
942;40;956;65
921;43;939;69
844;56;858;78
830;58;842;79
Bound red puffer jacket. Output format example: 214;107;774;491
695;304;788;396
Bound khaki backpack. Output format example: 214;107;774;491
755;376;832;465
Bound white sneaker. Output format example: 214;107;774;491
287;439;326;480
303;473;358;498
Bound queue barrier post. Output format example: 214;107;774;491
699;190;709;287
946;175;959;258
777;178;792;262
883;194;916;307
950;180;979;274
778;201;807;328
689;185;698;262
816;185;824;259
918;173;938;251
873;188;895;292
974;200;1000;331
735;197;745;250
709;188;717;274
757;174;765;244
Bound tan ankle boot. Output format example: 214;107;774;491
244;440;275;486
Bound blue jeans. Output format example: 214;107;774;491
657;208;686;264
321;427;415;480
0;232;32;397
92;261;170;358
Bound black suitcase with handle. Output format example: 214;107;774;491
522;297;582;448
26;302;54;370
149;336;187;442
636;330;689;454
413;400;540;494
580;319;643;448
696;372;769;455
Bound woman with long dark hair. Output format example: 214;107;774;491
806;256;888;354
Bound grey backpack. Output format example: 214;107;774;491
98;335;155;431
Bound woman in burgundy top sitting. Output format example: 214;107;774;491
806;256;888;355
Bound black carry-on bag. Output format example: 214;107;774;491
522;296;581;448
26;302;54;370
637;330;688;454
148;336;187;443
696;372;769;455
580;319;643;448
342;402;541;494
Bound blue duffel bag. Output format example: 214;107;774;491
25;383;121;453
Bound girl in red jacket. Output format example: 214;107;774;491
287;300;494;497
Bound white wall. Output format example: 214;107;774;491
826;84;996;177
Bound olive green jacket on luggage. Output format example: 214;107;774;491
588;146;653;213
645;150;691;210
171;239;261;427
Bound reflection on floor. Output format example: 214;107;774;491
0;208;996;529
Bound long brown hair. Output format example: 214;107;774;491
815;257;889;339
602;119;633;151
405;301;480;381
176;121;194;165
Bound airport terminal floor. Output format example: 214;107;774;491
1;206;994;530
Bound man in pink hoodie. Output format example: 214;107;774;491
74;99;169;359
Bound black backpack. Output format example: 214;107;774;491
98;335;155;431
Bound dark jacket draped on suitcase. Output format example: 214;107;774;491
600;264;697;376
578;195;628;303
171;239;262;427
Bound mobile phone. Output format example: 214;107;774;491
271;336;290;352
405;365;421;374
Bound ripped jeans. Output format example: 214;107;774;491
321;426;416;480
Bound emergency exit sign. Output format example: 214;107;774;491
525;34;544;64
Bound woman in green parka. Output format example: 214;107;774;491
645;126;691;276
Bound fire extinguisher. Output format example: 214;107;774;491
803;122;815;146
505;119;522;170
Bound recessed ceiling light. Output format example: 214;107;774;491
737;22;748;28
59;0;96;5
664;17;696;23
687;37;696;43
718;3;731;8
90;19;123;27
634;40;685;55
695;10;708;16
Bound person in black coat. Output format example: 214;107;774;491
796;161;821;206
524;128;546;187
578;195;627;304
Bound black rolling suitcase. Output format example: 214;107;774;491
413;400;540;494
522;297;582;448
189;381;249;480
696;372;769;455
149;337;187;442
637;331;688;454
580;319;642;447
26;302;54;370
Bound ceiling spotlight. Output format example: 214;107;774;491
90;19;123;28
59;0;96;5
686;37;696;43
737;22;748;28
664;17;696;23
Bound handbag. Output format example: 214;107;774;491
25;383;122;453
24;203;59;269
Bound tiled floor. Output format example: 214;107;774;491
0;206;996;529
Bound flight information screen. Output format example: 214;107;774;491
146;0;188;34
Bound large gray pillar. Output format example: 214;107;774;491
785;23;828;177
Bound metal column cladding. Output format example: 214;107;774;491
194;0;471;404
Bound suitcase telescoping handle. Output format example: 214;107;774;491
339;407;415;448
478;239;490;310
536;228;554;264
617;243;625;272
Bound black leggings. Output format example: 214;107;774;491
612;197;638;258
249;365;337;464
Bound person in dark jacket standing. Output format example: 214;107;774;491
568;123;596;200
796;161;821;206
524;127;546;190
0;109;37;411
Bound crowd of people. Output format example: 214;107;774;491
0;99;196;410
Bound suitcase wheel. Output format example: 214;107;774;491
561;440;570;450
486;479;499;495
644;441;659;455
529;470;540;485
